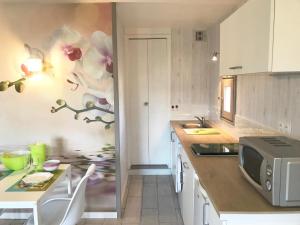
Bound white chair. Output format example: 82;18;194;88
25;164;96;225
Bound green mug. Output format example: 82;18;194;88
29;143;47;171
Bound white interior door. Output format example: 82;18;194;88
126;37;170;166
148;39;170;165
127;39;149;165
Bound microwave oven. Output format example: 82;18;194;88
239;136;300;207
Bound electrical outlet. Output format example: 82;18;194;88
278;121;292;135
283;121;292;135
278;122;284;133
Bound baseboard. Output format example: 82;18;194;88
0;211;31;219
0;211;118;219
82;212;117;218
129;168;171;175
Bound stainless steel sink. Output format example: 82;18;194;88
181;123;211;129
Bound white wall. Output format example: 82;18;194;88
207;24;221;120
171;27;210;119
116;8;128;206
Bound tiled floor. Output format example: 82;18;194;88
0;175;183;225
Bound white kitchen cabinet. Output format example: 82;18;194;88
272;0;300;72
194;180;207;225
126;36;171;166
208;198;224;225
178;144;183;210
171;128;179;188
181;149;195;225
220;4;243;76
220;0;300;75
194;176;225;225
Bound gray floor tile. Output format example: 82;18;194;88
158;208;178;223
130;175;143;181
103;219;122;225
77;219;86;225
141;216;159;225
123;197;142;224
157;175;171;184
84;218;105;224
128;182;143;197
130;177;143;184
158;196;175;210
157;183;172;196
172;194;180;209
143;183;157;197
176;208;184;225
143;176;157;184
160;223;183;225
1;219;24;225
141;208;159;225
141;209;158;217
121;224;139;225
142;194;158;209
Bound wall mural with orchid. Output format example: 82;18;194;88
45;26;117;211
0;3;116;212
50;27;115;129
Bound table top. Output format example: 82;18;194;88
0;164;70;208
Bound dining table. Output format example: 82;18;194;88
0;164;72;225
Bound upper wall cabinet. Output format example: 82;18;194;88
220;0;300;76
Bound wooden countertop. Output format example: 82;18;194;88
171;120;300;214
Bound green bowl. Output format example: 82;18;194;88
1;150;30;171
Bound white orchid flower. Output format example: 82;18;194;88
70;71;114;110
82;93;112;117
82;31;113;80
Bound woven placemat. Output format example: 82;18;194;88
6;170;63;192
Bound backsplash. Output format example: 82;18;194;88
236;74;300;139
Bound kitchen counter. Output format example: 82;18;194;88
171;120;300;214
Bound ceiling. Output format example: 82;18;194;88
117;0;247;29
0;0;247;29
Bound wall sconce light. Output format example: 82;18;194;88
211;52;219;62
23;58;43;74
21;43;48;77
0;44;52;93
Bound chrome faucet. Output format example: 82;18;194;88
194;116;205;127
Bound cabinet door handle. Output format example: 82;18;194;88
229;66;243;70
170;131;175;142
144;102;149;106
183;162;189;169
203;202;210;225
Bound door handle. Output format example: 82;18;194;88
229;66;243;70
144;102;149;106
170;131;175;142
203;202;210;225
183;162;189;169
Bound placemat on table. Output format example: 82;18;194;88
0;170;13;181
6;170;63;192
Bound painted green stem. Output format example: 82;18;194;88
51;99;115;126
51;101;114;115
8;78;26;87
83;116;115;125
